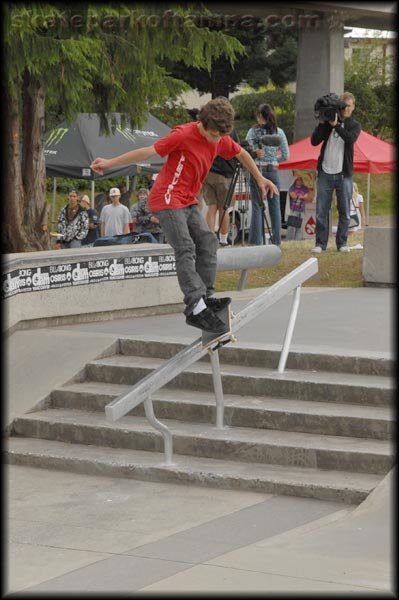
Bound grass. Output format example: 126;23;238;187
215;172;394;292
351;172;394;216
216;229;367;292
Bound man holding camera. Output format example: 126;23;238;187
311;92;361;253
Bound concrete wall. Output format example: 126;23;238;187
362;227;395;287
3;243;282;332
3;244;182;332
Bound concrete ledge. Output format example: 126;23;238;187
3;244;182;332
362;227;395;287
2;244;282;332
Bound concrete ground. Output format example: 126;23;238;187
4;286;396;595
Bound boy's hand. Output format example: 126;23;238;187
91;157;111;175
256;176;278;199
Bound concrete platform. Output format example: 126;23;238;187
4;286;396;595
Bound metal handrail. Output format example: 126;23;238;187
105;258;318;464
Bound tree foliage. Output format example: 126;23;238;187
164;20;298;99
344;44;394;140
3;2;244;252
231;88;295;142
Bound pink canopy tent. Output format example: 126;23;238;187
279;130;396;223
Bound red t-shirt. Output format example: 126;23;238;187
148;122;241;212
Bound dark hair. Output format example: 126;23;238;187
187;107;199;120
198;98;234;135
255;104;278;134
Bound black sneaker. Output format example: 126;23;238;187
205;296;232;312
219;241;231;247
186;307;228;333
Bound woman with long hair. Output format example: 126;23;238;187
245;103;289;246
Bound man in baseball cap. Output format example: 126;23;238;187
79;195;100;246
99;187;131;237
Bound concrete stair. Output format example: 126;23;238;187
6;339;395;504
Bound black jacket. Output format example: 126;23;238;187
211;129;240;178
311;116;361;177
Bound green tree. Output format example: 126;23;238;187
344;42;394;140
164;21;298;99
231;88;295;142
3;3;244;252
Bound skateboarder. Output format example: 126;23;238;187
91;98;278;334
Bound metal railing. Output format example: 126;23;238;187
105;258;318;464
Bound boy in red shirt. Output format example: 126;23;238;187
91;99;277;333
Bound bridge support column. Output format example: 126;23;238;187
294;15;345;141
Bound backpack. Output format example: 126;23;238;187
93;232;157;246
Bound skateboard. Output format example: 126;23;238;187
202;305;237;352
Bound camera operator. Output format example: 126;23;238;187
199;98;241;247
245;104;289;246
311;91;361;253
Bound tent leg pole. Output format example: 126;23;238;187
366;173;370;226
51;178;57;230
91;180;95;209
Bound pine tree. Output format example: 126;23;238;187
3;3;244;252
164;20;298;99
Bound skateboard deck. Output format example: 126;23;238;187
202;305;236;351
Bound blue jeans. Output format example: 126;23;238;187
249;168;281;246
155;205;218;315
316;170;352;250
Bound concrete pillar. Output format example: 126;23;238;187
294;15;345;141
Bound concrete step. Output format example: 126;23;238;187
10;409;394;475
84;355;394;407
51;382;395;441
119;338;394;377
5;436;384;505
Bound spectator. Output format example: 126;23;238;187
120;183;133;208
202;129;240;247
79;195;99;246
94;190;109;215
56;189;89;249
311;91;361;253
245;104;290;246
348;182;366;233
99;187;131;237
286;176;311;241
130;187;164;242
91;98;277;334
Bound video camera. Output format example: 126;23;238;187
314;93;347;123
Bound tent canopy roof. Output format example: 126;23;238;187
279;130;396;174
44;112;171;180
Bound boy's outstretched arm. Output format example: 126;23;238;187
91;145;158;175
